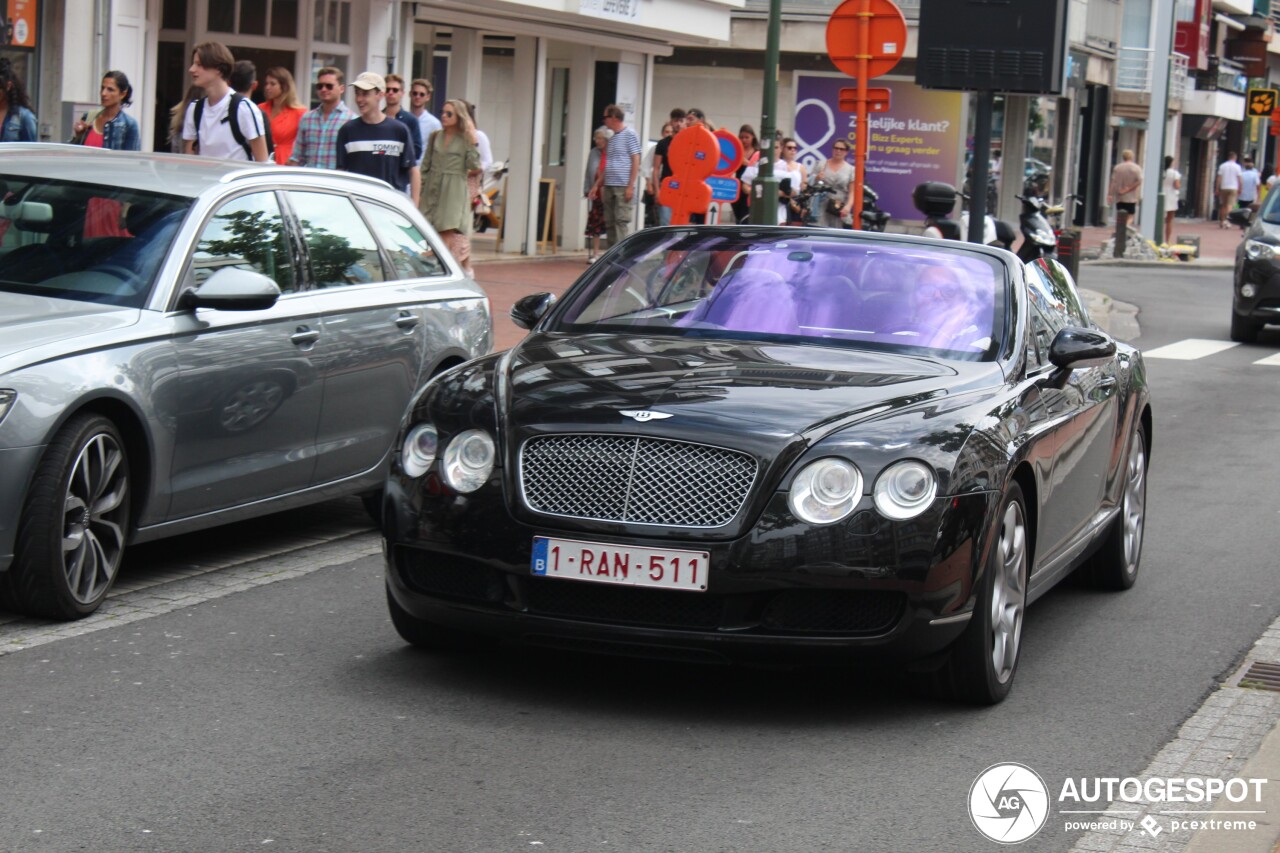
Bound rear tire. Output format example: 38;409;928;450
1;414;131;620
1230;310;1261;343
1080;422;1147;590
929;483;1029;705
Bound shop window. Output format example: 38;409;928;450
208;0;300;38
162;0;187;30
314;0;352;44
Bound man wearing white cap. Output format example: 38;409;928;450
336;71;419;204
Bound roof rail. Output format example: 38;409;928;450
219;165;395;191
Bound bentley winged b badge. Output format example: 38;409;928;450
619;410;673;422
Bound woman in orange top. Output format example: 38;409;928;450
258;67;306;165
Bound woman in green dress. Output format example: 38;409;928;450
421;98;482;275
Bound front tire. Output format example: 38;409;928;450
386;585;492;651
1230;309;1261;343
1;414;131;620
1081;422;1147;590
931;483;1029;705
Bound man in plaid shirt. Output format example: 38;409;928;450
289;66;353;169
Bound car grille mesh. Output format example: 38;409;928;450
521;434;757;527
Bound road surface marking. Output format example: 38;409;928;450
1144;339;1240;360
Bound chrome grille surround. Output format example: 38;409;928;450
519;434;758;528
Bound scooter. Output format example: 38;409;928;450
473;160;508;233
1014;193;1059;261
914;181;1014;248
860;184;891;232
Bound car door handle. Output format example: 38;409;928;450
395;311;420;329
291;327;321;346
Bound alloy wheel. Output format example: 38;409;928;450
990;500;1027;684
62;432;129;605
1122;437;1146;569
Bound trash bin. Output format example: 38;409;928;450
1056;227;1081;281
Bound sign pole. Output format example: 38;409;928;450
852;0;869;230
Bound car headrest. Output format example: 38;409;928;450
9;201;55;232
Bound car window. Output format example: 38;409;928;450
0;174;191;308
1024;259;1088;330
192;191;296;293
357;201;447;279
288;192;386;288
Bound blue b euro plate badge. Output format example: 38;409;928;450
531;536;549;575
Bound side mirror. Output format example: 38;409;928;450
1048;327;1116;369
179;267;281;312
511;292;556;330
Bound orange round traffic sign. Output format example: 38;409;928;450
826;0;907;80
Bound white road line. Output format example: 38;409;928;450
1143;339;1240;360
1252;352;1280;366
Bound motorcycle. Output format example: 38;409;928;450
473;160;508;233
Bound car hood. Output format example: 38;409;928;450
504;332;1001;440
0;292;141;363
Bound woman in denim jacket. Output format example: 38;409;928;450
70;70;141;150
0;57;38;143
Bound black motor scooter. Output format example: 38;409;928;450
1014;193;1059;262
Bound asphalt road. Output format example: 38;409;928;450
2;264;1278;853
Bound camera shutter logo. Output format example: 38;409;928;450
969;763;1050;844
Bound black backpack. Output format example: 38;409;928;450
193;93;275;160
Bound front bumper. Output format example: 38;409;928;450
1234;258;1280;323
383;477;998;665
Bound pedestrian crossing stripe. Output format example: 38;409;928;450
1143;339;1240;360
1143;338;1280;365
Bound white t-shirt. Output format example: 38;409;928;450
1217;160;1242;192
182;91;264;161
1162;168;1181;206
474;128;494;171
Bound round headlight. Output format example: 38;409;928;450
441;429;496;493
400;424;439;478
873;460;938;520
788;458;863;525
1241;283;1259;298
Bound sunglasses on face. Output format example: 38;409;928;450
411;91;428;97
386;86;402;93
317;82;337;90
833;146;848;152
785;145;798;150
442;110;455;117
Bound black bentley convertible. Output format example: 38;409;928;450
380;227;1151;704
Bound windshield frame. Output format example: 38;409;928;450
544;228;1011;362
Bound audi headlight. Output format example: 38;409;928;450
873;460;938;520
441;429;496;493
400;424;439;478
0;390;14;426
788;458;863;525
1245;239;1276;261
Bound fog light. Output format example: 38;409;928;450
1241;283;1258;298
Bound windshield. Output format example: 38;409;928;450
0;175;191;308
551;230;1007;360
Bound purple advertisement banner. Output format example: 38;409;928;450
794;73;965;221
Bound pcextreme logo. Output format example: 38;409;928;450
968;763;1051;844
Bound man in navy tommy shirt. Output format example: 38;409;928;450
336;71;417;204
